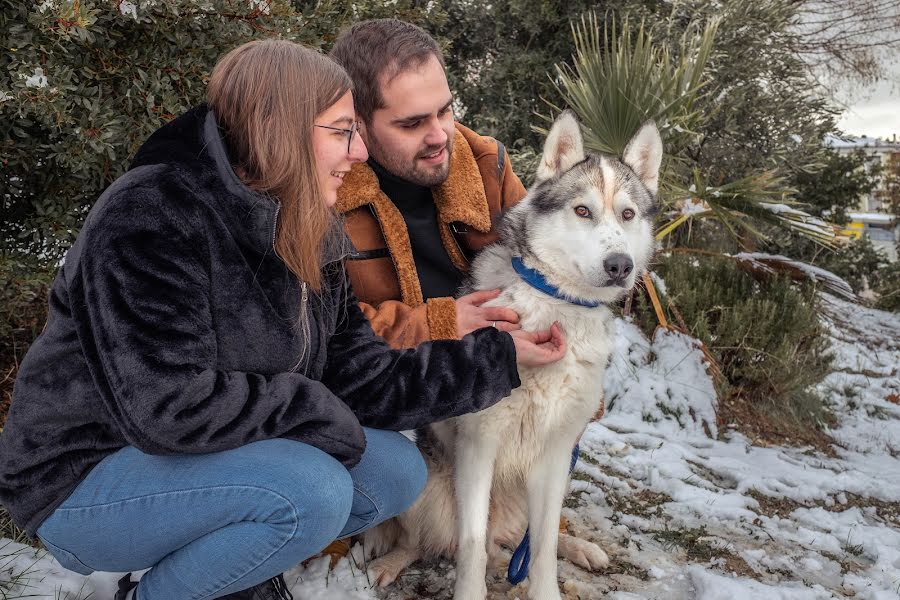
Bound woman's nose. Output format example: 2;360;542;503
349;130;368;163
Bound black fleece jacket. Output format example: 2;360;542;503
0;105;520;537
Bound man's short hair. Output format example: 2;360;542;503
329;19;445;123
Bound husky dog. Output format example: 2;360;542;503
363;110;662;600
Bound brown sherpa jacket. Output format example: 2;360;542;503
337;123;527;348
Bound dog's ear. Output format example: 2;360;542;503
623;121;663;196
536;110;585;182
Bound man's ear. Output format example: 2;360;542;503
535;109;585;182
622;121;663;196
357;119;372;147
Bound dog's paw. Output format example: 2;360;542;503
367;558;401;587
557;533;609;571
367;549;418;587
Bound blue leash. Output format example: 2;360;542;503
507;443;580;585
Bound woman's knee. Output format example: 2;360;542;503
236;439;354;541
357;430;427;516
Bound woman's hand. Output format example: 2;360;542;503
508;322;567;367
456;289;521;336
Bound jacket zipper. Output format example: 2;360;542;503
271;201;281;252
272;200;309;367
448;222;471;268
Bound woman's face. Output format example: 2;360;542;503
313;91;368;206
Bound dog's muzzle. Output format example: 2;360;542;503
603;253;633;287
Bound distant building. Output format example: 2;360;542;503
825;134;900;213
825;135;899;261
843;212;899;262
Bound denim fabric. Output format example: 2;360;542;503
36;429;425;599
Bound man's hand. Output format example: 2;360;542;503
509;322;567;367
456;289;520;337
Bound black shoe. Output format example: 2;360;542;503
115;573;138;600
217;573;294;600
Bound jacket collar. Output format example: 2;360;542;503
336;123;492;233
201;109;282;257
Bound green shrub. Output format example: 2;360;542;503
0;254;54;351
1;0;350;260
874;258;900;312
638;253;833;426
1;253;55;427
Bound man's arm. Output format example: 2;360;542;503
358;297;458;349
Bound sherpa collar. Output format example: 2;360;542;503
335;124;492;233
334;123;494;303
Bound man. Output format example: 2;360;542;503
324;18;584;576
329;18;527;348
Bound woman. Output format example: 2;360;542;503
0;40;565;599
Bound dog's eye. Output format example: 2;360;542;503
622;209;636;221
575;205;591;218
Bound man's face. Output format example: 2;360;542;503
361;54;455;187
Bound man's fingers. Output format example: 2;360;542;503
482;306;520;324
494;321;521;333
459;289;501;306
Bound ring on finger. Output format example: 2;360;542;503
492;321;498;329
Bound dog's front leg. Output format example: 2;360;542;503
524;441;573;600
453;420;500;600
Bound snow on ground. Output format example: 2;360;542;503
2;294;898;599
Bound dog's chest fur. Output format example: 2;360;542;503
458;276;615;481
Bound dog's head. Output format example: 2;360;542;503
503;110;662;304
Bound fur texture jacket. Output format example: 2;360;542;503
337;124;528;348
0;105;521;537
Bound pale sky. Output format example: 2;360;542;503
835;75;900;141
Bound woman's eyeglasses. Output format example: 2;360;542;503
314;122;360;154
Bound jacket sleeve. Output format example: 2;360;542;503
73;191;363;460
325;280;521;431
358;297;458;349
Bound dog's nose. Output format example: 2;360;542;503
604;254;633;283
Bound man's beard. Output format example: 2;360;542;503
366;133;452;187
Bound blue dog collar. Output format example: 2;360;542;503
510;256;602;308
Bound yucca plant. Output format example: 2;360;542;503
544;8;852;421
549;10;842;252
663;170;839;249
550;12;716;159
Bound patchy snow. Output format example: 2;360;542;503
249;0;272;15
733;252;856;301
758;203;836;242
3;296;899;599
118;0;138;19
680;197;710;215
848;213;897;225
825;134;900;151
24;67;48;89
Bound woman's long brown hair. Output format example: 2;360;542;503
207;39;350;293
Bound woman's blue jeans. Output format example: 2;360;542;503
35;428;426;599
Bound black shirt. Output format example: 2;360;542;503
370;159;464;300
